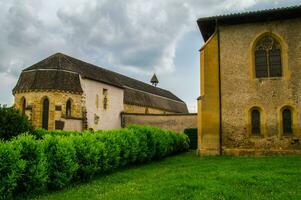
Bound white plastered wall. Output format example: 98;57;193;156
81;78;124;130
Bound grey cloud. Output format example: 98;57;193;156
0;0;300;107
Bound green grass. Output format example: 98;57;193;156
24;152;301;200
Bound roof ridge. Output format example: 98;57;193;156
21;52;184;103
61;53;179;96
197;4;301;21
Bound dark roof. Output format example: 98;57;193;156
14;53;188;113
197;5;301;41
13;70;83;94
124;88;187;113
150;73;159;84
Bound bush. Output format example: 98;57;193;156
0;106;33;140
95;132;121;171
0;141;26;199
184;128;197;150
12;134;47;193
31;129;85;139
72;134;105;180
43;136;78;190
1;125;188;197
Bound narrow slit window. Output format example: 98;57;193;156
103;89;108;110
66;99;72;117
251;109;260;135
282;109;292;135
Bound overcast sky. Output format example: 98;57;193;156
0;0;300;112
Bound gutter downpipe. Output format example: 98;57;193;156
216;19;222;155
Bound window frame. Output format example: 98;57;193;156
254;35;283;78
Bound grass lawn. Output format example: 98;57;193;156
25;152;301;200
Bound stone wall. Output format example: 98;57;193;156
121;113;197;132
14;91;83;130
219;17;301;154
198;32;221;156
124;104;173;114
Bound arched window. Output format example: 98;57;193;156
21;97;26;115
254;35;282;78
42;98;49;130
282;108;292;135
251;109;260;135
66;99;72;117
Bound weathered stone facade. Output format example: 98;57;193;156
14;91;83;130
197;7;301;155
220;18;301;154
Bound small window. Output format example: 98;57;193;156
251;109;260;135
254;36;282;78
103;89;108;110
66;99;72;117
282;109;292;135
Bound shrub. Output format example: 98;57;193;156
95;132;121;171
43;136;78;190
184;128;197;150
0;141;26;199
127;125;189;159
0;106;33;140
1;125;189;197
12;134;47;193
31;129;85;139
72;134;105;180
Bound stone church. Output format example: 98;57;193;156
13;53;188;131
197;6;301;155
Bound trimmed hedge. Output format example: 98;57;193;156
184;128;198;150
0;125;189;198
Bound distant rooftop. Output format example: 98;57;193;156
13;53;188;113
197;5;301;41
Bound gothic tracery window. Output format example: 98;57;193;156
254;36;282;78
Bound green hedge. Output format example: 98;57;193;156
184;128;197;150
0;125;189;198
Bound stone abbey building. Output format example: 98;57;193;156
13;53;188;131
197;6;301;155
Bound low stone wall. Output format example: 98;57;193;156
121;113;197;132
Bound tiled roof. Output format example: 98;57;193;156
197;5;301;41
13;70;83;94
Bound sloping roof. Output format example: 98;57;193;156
14;53;188;113
197;5;301;41
13;70;83;94
124;88;187;113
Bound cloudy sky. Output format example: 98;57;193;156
0;0;300;111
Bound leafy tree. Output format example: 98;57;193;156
0;105;33;140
